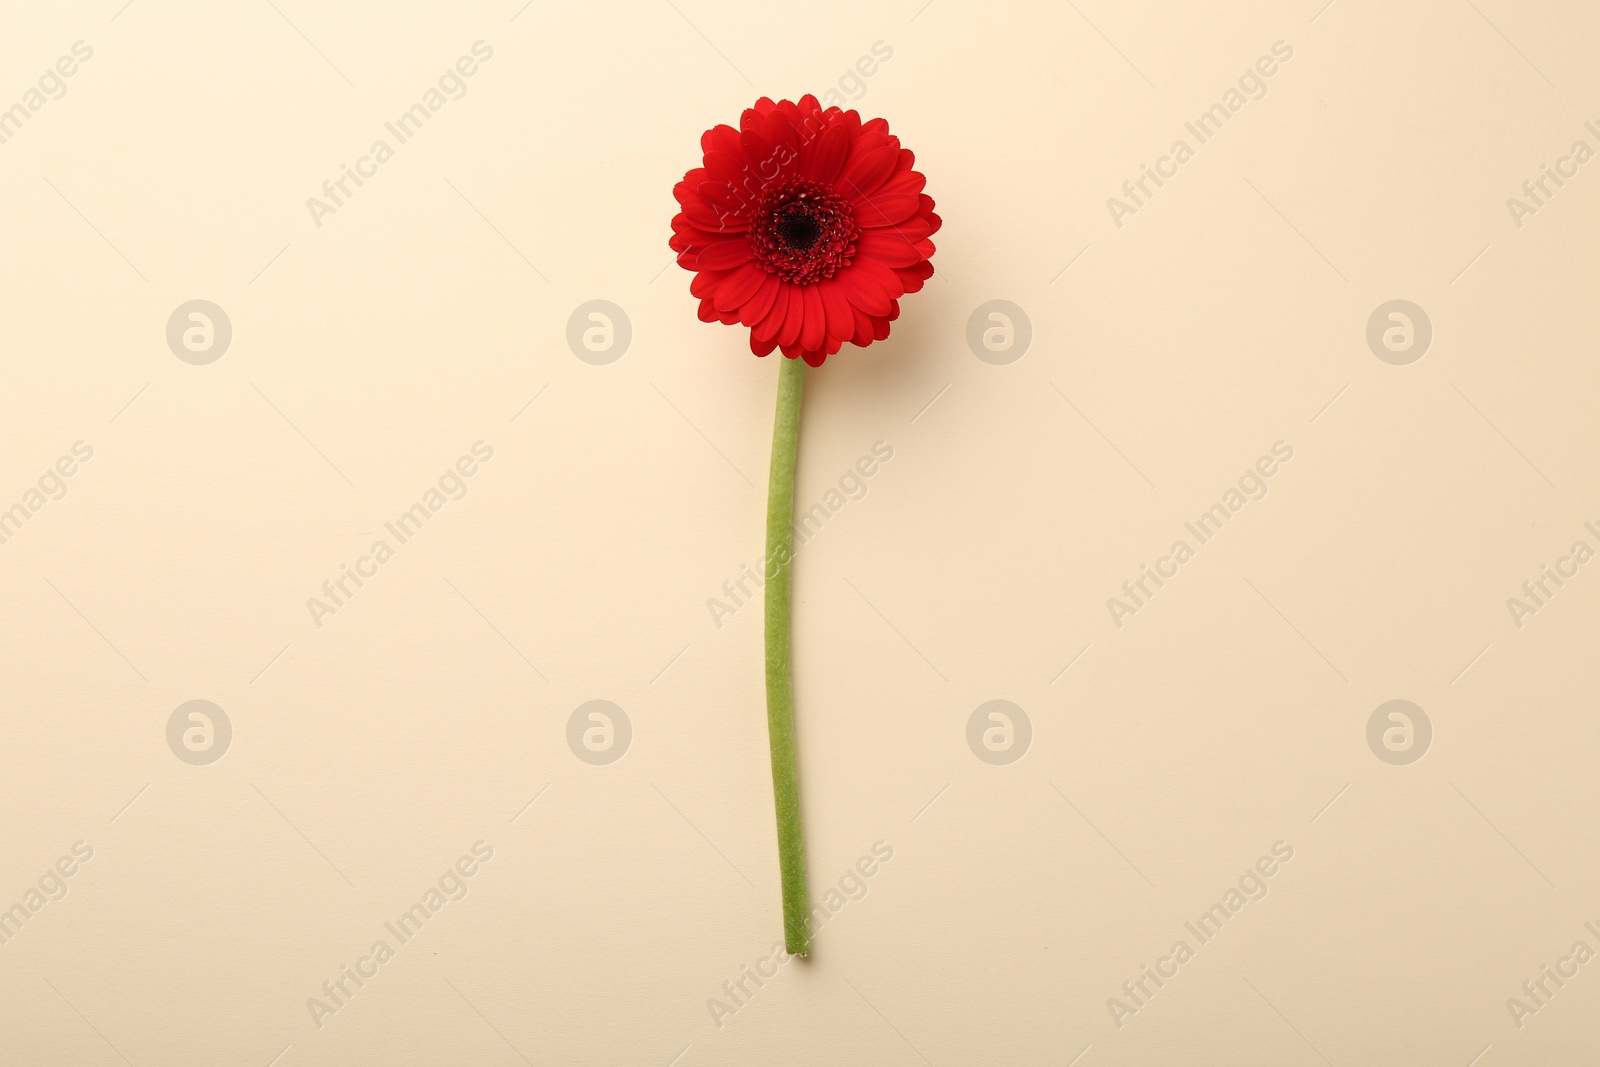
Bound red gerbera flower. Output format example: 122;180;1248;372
670;95;940;367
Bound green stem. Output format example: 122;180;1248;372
765;354;809;956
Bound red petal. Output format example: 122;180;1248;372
753;281;789;342
894;260;933;293
764;108;798;153
808;123;850;184
856;232;921;267
713;262;767;311
696;238;750;271
703;150;742;180
800;285;825;353
741;272;781;327
854;193;920;228
739;125;772;169
778;285;805;347
698;179;749;216
671;216;726;248
836;266;892;317
877;158;926;197
892;216;936;242
674;169;709;197
819;280;854;343
855;257;906;301
839;144;899;198
851;306;875;347
680;195;740;232
701;124;740;157
689;268;725;299
838;132;885;185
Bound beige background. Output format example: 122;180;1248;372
2;0;1598;1063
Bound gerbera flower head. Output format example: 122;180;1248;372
670;95;940;367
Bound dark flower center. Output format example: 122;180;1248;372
777;212;823;250
751;179;859;285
